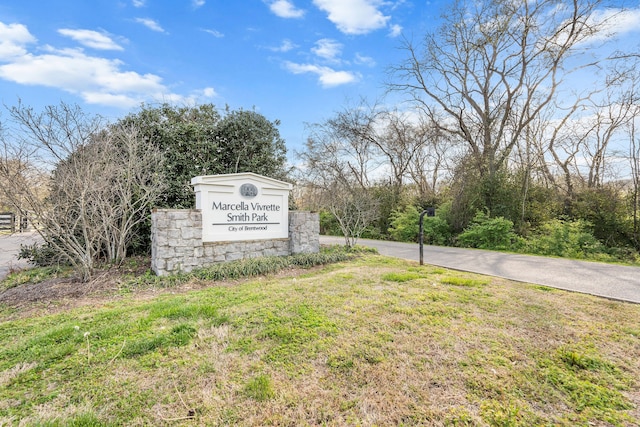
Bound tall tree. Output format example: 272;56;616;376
119;104;289;208
630;114;640;247
389;0;611;211
213;108;289;179
118;104;221;208
298;110;381;246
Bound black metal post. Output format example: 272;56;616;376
419;210;428;265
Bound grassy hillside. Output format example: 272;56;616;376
1;253;639;426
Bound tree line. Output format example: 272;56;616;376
296;0;640;260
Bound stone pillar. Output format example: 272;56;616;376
151;209;203;276
289;211;320;254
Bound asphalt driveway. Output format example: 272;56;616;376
320;236;640;304
0;231;42;281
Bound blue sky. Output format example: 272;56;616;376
0;0;639;161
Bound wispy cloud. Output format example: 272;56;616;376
312;0;390;34
549;6;640;48
268;0;305;18
269;39;297;52
192;0;205;8
587;7;640;41
284;61;359;87
0;20;210;109
354;53;376;67
134;18;166;33
311;38;342;61
202;28;224;38
132;0;145;7
58;29;124;51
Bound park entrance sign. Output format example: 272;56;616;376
152;172;317;276
191;173;292;242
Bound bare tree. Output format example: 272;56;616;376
621;64;640;247
582;101;633;188
0;102;165;280
630;116;640;246
323;180;380;248
80;124;166;262
406;115;458;202
373;109;427;193
389;0;612;209
307;105;380;189
532;58;637;206
298;100;459;243
297;109;381;246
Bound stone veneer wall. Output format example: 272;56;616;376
151;209;319;276
288;211;320;254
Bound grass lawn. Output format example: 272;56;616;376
1;252;639;426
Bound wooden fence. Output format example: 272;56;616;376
0;212;15;233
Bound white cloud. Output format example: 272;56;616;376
0;48;165;108
550;6;640;47
0;21;211;109
200;87;216;98
132;0;145;7
589;7;640;41
0;22;36;59
388;24;402;37
311;38;342;61
134;18;166;33
192;0;205;8
269;0;305;18
269;39;297;52
82;92;142;107
284;61;359;87
354;53;376;67
203;28;224;38
312;0;390;34
58;29;124;51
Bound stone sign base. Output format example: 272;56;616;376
151;209;319;276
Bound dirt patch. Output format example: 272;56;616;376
0;261;325;321
0;269;140;320
0;270;128;304
0;258;150;307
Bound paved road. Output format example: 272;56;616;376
320;236;640;304
0;231;42;281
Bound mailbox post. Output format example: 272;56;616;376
419;207;435;265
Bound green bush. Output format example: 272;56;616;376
570;187;633;248
457;211;519;250
360;225;386;240
189;245;354;282
388;205;420;242
524;219;606;259
388;205;452;245
422;215;452;246
319;210;342;236
18;242;67;267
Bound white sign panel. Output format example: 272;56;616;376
192;173;292;242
